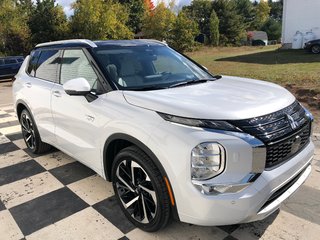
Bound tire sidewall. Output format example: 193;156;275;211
111;148;169;232
311;45;320;54
20;109;41;153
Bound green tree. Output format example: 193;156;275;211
269;0;283;22
182;0;212;43
261;18;281;41
142;2;176;40
70;0;133;40
209;10;219;46
16;0;34;17
252;0;271;29
233;0;255;30
212;0;246;45
167;11;199;52
119;0;147;34
28;0;69;45
0;0;31;55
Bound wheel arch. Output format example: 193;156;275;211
103;133;180;221
16;99;32;121
103;133;166;181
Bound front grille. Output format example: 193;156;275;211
230;101;312;168
266;123;311;168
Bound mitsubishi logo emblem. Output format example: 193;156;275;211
286;114;298;130
291;135;302;153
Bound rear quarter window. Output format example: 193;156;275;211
27;51;41;76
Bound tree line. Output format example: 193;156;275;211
0;0;282;56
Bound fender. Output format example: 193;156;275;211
103;133;180;221
15;99;33;121
103;133;166;180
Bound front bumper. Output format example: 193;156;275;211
177;141;314;226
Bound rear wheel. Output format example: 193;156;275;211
20;109;51;154
111;146;171;232
311;44;320;54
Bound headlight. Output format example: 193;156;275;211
191;142;225;180
158;113;241;132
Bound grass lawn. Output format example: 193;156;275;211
186;45;320;92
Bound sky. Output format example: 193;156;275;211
55;0;74;16
55;0;193;16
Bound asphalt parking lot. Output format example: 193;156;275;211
1;80;320;240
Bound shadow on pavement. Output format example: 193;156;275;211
232;209;280;238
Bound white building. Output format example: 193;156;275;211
282;0;320;48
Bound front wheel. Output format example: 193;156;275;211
111;146;171;232
311;44;320;54
20;109;51;154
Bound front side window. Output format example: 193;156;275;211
93;45;212;90
60;49;98;90
35;50;60;82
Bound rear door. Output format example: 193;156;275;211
23;49;61;144
0;59;14;77
4;58;19;76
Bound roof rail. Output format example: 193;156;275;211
36;39;97;48
140;39;168;46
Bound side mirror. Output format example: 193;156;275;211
63;77;91;96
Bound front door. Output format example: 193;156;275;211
51;49;104;171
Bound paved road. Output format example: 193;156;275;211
0;81;319;240
0;80;13;106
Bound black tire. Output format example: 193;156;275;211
20;109;52;154
311;44;320;54
111;146;171;232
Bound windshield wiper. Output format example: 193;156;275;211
128;85;167;91
168;75;221;88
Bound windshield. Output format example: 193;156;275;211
93;45;213;90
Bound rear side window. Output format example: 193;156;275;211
17;58;24;63
27;51;41;76
35;50;60;82
4;59;16;64
0;59;4;65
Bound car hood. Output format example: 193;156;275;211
122;76;295;120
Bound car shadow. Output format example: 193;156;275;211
215;49;320;65
229;209;280;238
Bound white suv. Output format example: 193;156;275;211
13;39;314;232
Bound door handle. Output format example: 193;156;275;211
85;114;95;122
52;90;61;97
24;82;32;88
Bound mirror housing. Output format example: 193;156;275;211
63;77;91;96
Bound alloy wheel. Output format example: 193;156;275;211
21;113;36;150
115;160;157;224
312;45;320;54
